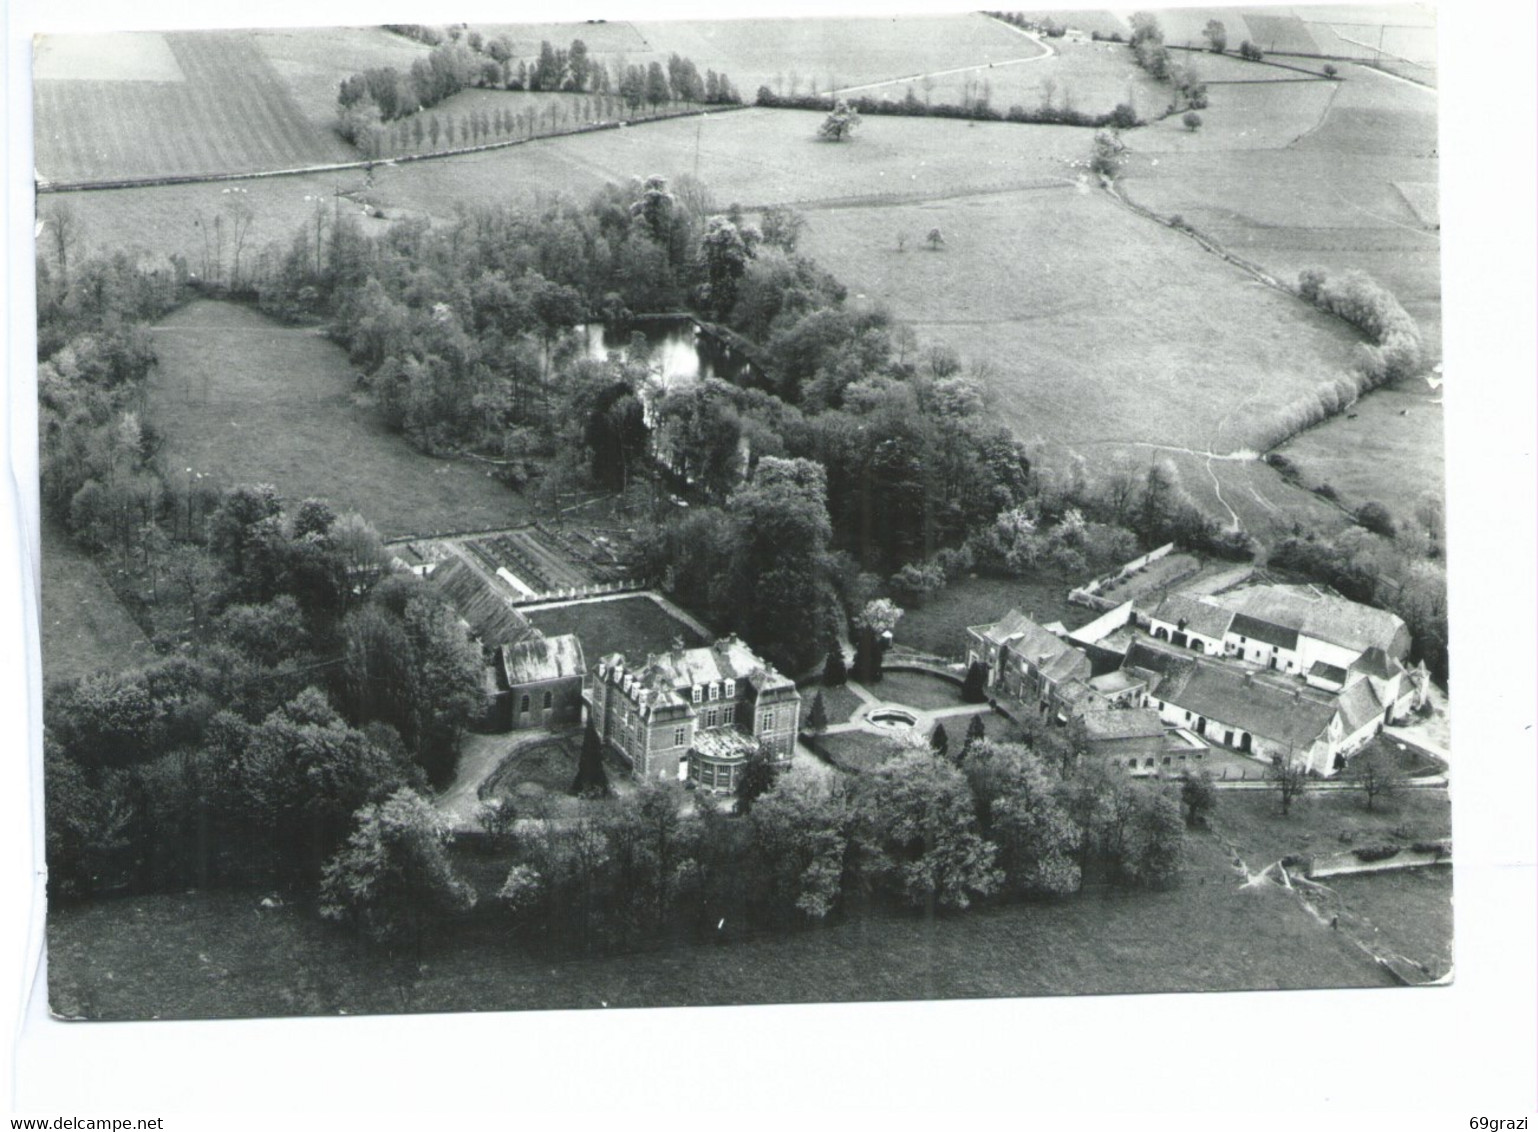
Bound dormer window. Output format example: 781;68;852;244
709;682;720;701
724;679;736;698
692;685;702;704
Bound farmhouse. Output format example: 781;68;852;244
589;636;801;793
492;633;585;732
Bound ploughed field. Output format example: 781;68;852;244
145;300;528;539
34;31;351;185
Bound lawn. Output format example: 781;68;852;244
145;300;530;539
39;518;153;685
35;31;349;185
807;728;904;773
799;681;864;725
45;830;1392;1021
894;572;1088;659
525;595;707;663
869;669;964;713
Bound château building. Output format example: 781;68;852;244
588;636;801;793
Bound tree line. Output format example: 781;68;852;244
322;727;1201;955
338;34;741;151
758;86;1143;130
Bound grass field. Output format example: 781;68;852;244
1211;786;1451;869
797;186;1365;455
1324;867;1452;979
869;670;965;712
45;828;1394;1021
894;573;1088;659
249;25;428;136
634;13;1037;98
525;596;707;663
800;681;864;725
35;31;349;185
145;300;529;538
39;519;153;685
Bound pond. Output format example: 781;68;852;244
581;316;753;393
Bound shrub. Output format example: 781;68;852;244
1353;843;1401;863
1182;111;1202;132
1355;501;1397;538
1312;483;1339;502
1323;63;1339;78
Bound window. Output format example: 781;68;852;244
723;704;735;725
724;679;736;698
760;709;774;734
717;765;732;791
542;690;553;710
674;726;687;747
520;694;531;714
691;685;702;704
701;763;715;787
706;708;719;729
709;682;720;701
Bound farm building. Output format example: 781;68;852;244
589;636;801;793
492;634;586;732
1120;637;1418;776
1143;583;1412;676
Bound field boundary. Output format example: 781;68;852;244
37;104;751;194
744;176;1071;213
1166;43;1338;80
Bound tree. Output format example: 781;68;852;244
817;100;862;142
1182;111;1203;132
571;723;612;797
808;690;829;732
929;722;950;761
823;647;848;686
735;746;780;815
1202;19;1227;53
748;774;852;922
1179;770;1217;828
320;788;477;947
925;227;946;251
964;713;987;754
966;742;1082;896
1323;63;1338;78
1269;754;1310;816
852;624;884;685
1346;744;1406;812
855;750;1001;912
961;660;988;704
1356;501;1397;538
1089;129;1126;179
1119;785;1185;888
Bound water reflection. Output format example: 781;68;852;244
581;317;751;393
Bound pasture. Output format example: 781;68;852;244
795;186;1366;455
893;573;1088;659
39;518;153;685
634;13;1036;98
34;31;348;185
145;300;529;539
1275;376;1443;522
